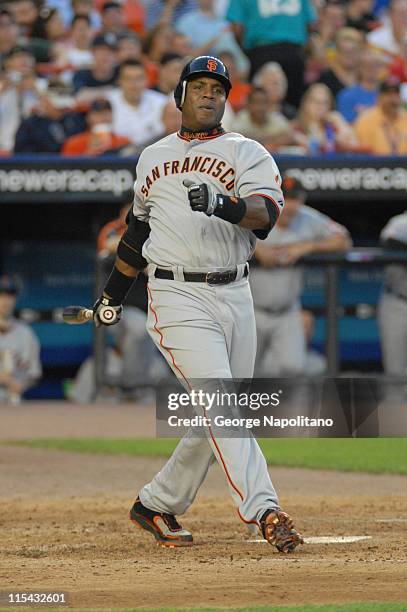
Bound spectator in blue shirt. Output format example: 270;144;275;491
226;0;316;107
73;34;119;99
175;0;248;73
142;0;197;30
14;90;86;153
337;48;383;123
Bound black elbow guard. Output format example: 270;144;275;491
118;212;150;270
253;196;281;240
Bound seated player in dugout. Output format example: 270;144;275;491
92;55;304;553
251;175;352;377
0;276;42;404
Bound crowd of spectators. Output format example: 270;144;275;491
0;0;406;157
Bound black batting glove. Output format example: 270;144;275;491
183;179;218;215
93;296;123;327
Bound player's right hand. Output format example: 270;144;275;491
183;179;218;216
93;296;123;327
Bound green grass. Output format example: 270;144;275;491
10;437;407;474
1;603;407;612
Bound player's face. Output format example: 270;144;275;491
182;77;226;130
0;293;16;318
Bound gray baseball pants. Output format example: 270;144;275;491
138;270;279;525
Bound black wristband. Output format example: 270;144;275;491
213;195;247;224
103;266;135;305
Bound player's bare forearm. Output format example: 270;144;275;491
239;195;273;231
305;233;352;254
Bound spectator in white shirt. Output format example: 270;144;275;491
55;14;93;71
108;59;167;146
0;46;46;153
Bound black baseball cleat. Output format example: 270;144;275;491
129;497;193;548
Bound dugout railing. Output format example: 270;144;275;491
91;248;407;399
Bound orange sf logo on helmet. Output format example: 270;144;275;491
207;59;218;72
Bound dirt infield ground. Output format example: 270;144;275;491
1;403;407;609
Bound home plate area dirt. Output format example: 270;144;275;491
1;443;407;609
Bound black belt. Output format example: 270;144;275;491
154;266;248;286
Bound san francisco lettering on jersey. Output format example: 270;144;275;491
140;155;235;197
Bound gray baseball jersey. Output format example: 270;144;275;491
381;212;407;298
132;132;283;269
378;212;407;378
133;129;285;526
251;206;348;376
0;319;41;383
250;205;348;311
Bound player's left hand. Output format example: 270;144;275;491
93;296;123;327
183;179;218;216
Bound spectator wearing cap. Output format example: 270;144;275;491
318;28;364;99
14;88;86;153
0;46;46;154
62;98;130;155
337;48;383;123
100;1;132;37
0;276;42;404
232;87;295;151
153;53;183;95
354;79;407;153
54;15;94;71
226;0;316;108
0;10;19;69
107;59;167;145
368;0;407;58
73;33;119;99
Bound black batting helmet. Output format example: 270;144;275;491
174;55;232;109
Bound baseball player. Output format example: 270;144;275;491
0;276;42;404
251;176;351;377
93;56;303;553
377;211;407;385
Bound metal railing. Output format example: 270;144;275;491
92;248;407;397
